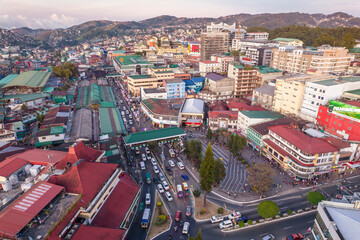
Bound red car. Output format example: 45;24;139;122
286;233;304;240
175;210;181;222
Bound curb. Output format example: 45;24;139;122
149;192;173;240
222;209;317;233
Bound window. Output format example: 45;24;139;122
42;137;46;140
348;127;352;130
338;123;341;127
333;121;336;124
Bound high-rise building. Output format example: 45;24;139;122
228;63;261;98
200;32;229;61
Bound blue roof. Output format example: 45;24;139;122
183;79;196;86
190;77;205;83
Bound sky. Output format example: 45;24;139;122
0;0;359;29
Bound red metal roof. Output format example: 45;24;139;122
71;225;124;240
268;125;339;155
208;111;238;120
9;149;67;166
0;157;28;178
91;173;139;228
200;61;218;64
0;182;64;238
227;100;265;111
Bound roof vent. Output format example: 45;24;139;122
73;159;84;167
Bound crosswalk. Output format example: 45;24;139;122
220;161;247;193
199;139;230;162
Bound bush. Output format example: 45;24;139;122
193;189;201;197
257;200;279;218
287;209;293;215
157;201;162;206
154;214;167;226
200;208;206;215
238;221;245;227
280;214;284;217
247;220;252;225
307;191;326;205
218;207;224;214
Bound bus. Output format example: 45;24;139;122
169;149;175;158
177;184;183;198
141;208;151;228
145;172;151;184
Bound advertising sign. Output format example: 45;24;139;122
328;100;360;120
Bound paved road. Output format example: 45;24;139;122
220;160;248;194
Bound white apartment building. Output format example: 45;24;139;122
199;61;221;76
245;32;269;40
140;87;167;100
300;76;360;121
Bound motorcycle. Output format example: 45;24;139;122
174;226;178;232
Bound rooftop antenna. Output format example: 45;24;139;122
238;21;241;40
48;154;54;173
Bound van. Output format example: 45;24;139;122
219;220;233;229
140;161;146;170
145;193;151;205
210;215;224;223
182;222;190;234
169;149;175;157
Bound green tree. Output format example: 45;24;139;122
206;128;213;140
189;228;202;240
199;143;215;207
227;134;247;156
52;62;78;79
314;32;339;47
230;50;239;56
307;191;326;205
21;104;28;111
184;140;202;168
148;141;158;153
214;159;226;184
247;163;274;194
35;112;45;124
341;32;356;49
214;130;220;142
257;200;279;218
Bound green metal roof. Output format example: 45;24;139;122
349;48;360;53
257;66;282;74
156;71;174;74
240;111;284;119
234;64;245;69
114;55;151;66
152;66;168;69
2;71;51;89
124;127;185;145
0;74;18;88
129;74;153;79
99;107;126;135
42;86;55;93
273;38;302;42
50;126;64;135
345;89;360;96
314;76;360;86
35;140;52;147
2;93;50;102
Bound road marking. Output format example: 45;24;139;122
260;233;269;236
308;220;314;223
284;226;293;229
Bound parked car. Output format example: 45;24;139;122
126;110;129;114
145;193;151;205
185;206;192;217
181;174;189;181
165;191;173;201
262;234;275;240
286;233;304;240
219;220;233;229
162;181;170;190
228;211;241;220
182;222;190;235
145;147;150;154
177;161;185;170
129;114;133;119
159;172;165;181
157;184;164;193
166;166;172;173
210;215;224;223
123;106;126;110
151;158;157;166
153;165;160;174
140;161;146;170
129;120;133;125
168;160;175;167
175;210;181;221
182;182;189;190
235;216;248;223
142;154;146;161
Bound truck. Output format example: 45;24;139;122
146;172;151;184
132;127;136;133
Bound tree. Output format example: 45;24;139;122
227;134;247;156
199;143;215;207
21;104;28;111
247;163;274;195
206;128;213;140
184;140;202;168
214;159;226;184
148;141;158;153
189;228;202;240
230;50;239;56
52;62;78;80
314;32;339;47
257;200;279;218
307;191;326;205
341;32;356;49
35;112;45;124
214;130;220;142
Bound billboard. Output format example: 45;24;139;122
328;100;360;120
191;44;200;53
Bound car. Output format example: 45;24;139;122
228;211;241;220
165;191;173;201
159;172;165;181
121;111;125;116
153;165;160;174
168;160;175;167
157;184;164;193
177;161;185;170
185;206;192;217
236;216;249;223
262;234;275;240
182;182;189;190
219;220;233;229
175;210;181;221
166;166;172;173
153;177;160;184
181;174;189;181
123;106;126;111
162;181;170;190
145;193;151;205
126;110;129;114
120;100;123;104
145;147;150;154
129;120;133;125
140;161;146;170
286;233;304;240
142;154;146;161
129;114;133;119
151;158;157;166
210;215;224;223
146;154;152;160
182;222;190;235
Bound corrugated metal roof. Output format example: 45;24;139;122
124;127;185;145
181;99;204;114
2;71;51;89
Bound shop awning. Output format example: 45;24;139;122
185;119;202;125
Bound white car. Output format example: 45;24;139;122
153;165;160;174
165;191;173;201
145;193;151;205
162;181;170;190
129;114;133;119
262;234;275;240
159;172;165;181
219;220;233;229
177;161;185;170
168;160;175;167
126;110;129;114
123;106;126;111
145;147;150;154
121;111;125;116
129;120;133;125
228;211;241;220
146;154;152;160
151;158;157;166
210;215;224;223
182;222;190;235
157;184;164;193
142;154;146;161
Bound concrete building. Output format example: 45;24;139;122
140;87;167;100
272;38;303;46
208;111;238;132
300;76;360;121
246;32;269;40
228;63;261;98
113;55;154;75
200;32;229;61
199;61;221;76
310;200;360;240
237;111;283;137
232;39;275;66
256;66;283;85
271;46;355;74
210;55;234;73
263;125;339;178
199;73;234;103
180;99;204;127
251;84;275;110
163;78;185;99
